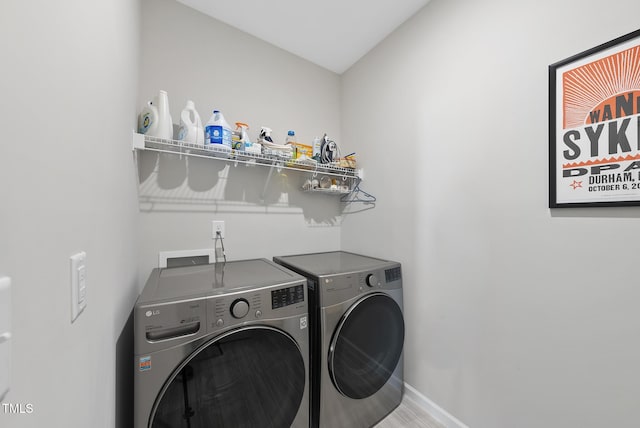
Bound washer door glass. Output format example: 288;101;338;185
150;326;305;428
328;293;404;399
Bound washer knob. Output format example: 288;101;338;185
230;299;250;319
366;274;379;287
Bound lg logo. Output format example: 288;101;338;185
145;309;160;317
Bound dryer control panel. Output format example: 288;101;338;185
317;263;402;307
384;266;402;283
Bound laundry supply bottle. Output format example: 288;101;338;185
258;127;274;145
285;130;297;158
177;100;204;145
154;90;173;140
241;124;261;155
312;136;322;161
138;101;158;135
285;130;296;144
233;122;250;151
286;130;297;147
205;110;232;150
231;127;242;150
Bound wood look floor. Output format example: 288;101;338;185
374;393;445;428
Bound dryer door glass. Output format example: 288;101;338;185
328;293;404;399
150;327;305;428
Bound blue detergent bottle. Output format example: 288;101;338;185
205;110;232;150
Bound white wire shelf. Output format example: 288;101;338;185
303;188;352;195
132;132;362;179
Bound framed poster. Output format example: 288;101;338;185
549;29;640;208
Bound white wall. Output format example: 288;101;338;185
342;1;640;427
0;0;140;427
137;0;345;285
4;0;639;427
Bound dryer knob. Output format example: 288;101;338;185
230;299;250;319
366;274;379;287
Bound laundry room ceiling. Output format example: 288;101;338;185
176;0;431;74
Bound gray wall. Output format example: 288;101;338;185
341;0;640;427
0;0;140;427
137;0;345;286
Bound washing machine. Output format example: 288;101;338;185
273;251;404;428
134;258;309;428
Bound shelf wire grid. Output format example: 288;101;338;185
138;135;359;180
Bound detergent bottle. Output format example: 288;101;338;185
178;100;204;145
205;110;232;150
154;90;173;140
139;90;172;139
138;101;158;135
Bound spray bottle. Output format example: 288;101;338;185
232;122;245;151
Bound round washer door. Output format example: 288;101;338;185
150;326;305;428
328;293;404;399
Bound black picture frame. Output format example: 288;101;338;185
549;29;640;208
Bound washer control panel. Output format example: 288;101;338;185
365;274;380;287
271;284;305;309
209;292;263;330
207;282;307;332
230;299;250;318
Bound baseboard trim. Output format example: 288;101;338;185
404;383;470;428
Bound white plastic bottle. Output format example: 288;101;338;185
138;90;172;139
138;101;158;135
285;130;296;144
205;110;232;150
178;100;204;145
154;90;173;140
285;130;297;158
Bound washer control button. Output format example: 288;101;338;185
215;318;224;327
366;274;379;287
231;299;250;319
255;310;262;319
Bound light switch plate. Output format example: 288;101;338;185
0;276;11;401
70;252;87;322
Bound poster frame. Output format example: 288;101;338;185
549;29;640;208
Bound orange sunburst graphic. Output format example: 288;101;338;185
562;45;640;129
563;153;640;169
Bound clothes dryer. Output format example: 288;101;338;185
274;251;404;428
134;259;309;428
